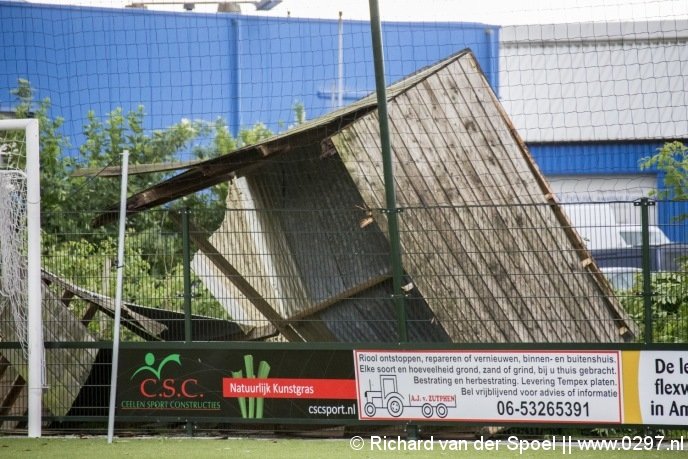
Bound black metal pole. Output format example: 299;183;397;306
368;0;407;342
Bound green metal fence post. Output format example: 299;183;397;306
368;0;408;342
182;208;193;343
637;197;654;344
182;208;194;437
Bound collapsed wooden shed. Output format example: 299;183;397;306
101;49;636;344
0;270;263;429
0;281;98;429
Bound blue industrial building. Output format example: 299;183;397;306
0;2;498;155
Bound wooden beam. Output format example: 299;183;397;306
71;160;205;177
42;270;166;339
60;289;75;308
169;213;304;342
288;273;391;321
92;110;374;228
80;303;99;327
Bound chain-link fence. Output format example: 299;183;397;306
1;0;688;436
2;199;686;431
34;201;688;347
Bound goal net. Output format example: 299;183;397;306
0;119;43;437
0;124;29;350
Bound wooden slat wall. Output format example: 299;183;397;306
0;284;97;417
332;52;629;343
195;147;396;342
201;145;394;332
452;57;618;339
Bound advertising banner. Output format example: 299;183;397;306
623;350;688;426
117;349;357;420
116;347;688;426
354;350;621;423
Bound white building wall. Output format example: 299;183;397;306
500;20;688;142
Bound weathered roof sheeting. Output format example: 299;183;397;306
190;145;452;342
327;51;631;342
103;49;636;343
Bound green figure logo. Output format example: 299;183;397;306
131;352;181;380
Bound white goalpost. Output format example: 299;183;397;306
0;119;43;438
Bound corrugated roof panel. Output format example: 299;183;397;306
529;141;669;175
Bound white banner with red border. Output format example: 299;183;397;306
354;350;688;425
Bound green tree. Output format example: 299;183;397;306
10;79;72;224
43;235;229;339
629;140;688;342
10;80;274;236
9;80;277;328
640;141;688;201
76;106;212;233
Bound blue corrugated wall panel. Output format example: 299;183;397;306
0;2;499;157
529;141;688;242
1;3;236;156
529;141;666;175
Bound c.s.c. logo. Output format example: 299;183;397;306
131;352;202;399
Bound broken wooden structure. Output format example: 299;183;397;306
0;270;263;430
95;49;637;344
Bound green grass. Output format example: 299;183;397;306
0;437;685;459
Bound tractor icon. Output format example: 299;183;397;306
363;375;456;419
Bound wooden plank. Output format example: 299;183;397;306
71;159;205;177
206;177;320;324
413;72;563;342
289;273;392;321
80;303;99;326
426;61;589;342
92;102;380;227
456;56;634;339
453;56;627;341
382;105;526;342
0;282;98;418
333;127;460;341
331;139;389;240
0;370;25;430
368;114;495;341
40;285;99;416
60;289;75;308
334;118;484;342
260;158;347;304
42;270;166;339
247;149;391;315
0;362;23;411
206;181;299;322
387;88;540;342
395;82;543;340
331;129;458;342
76;300;160;341
242;155;386;341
